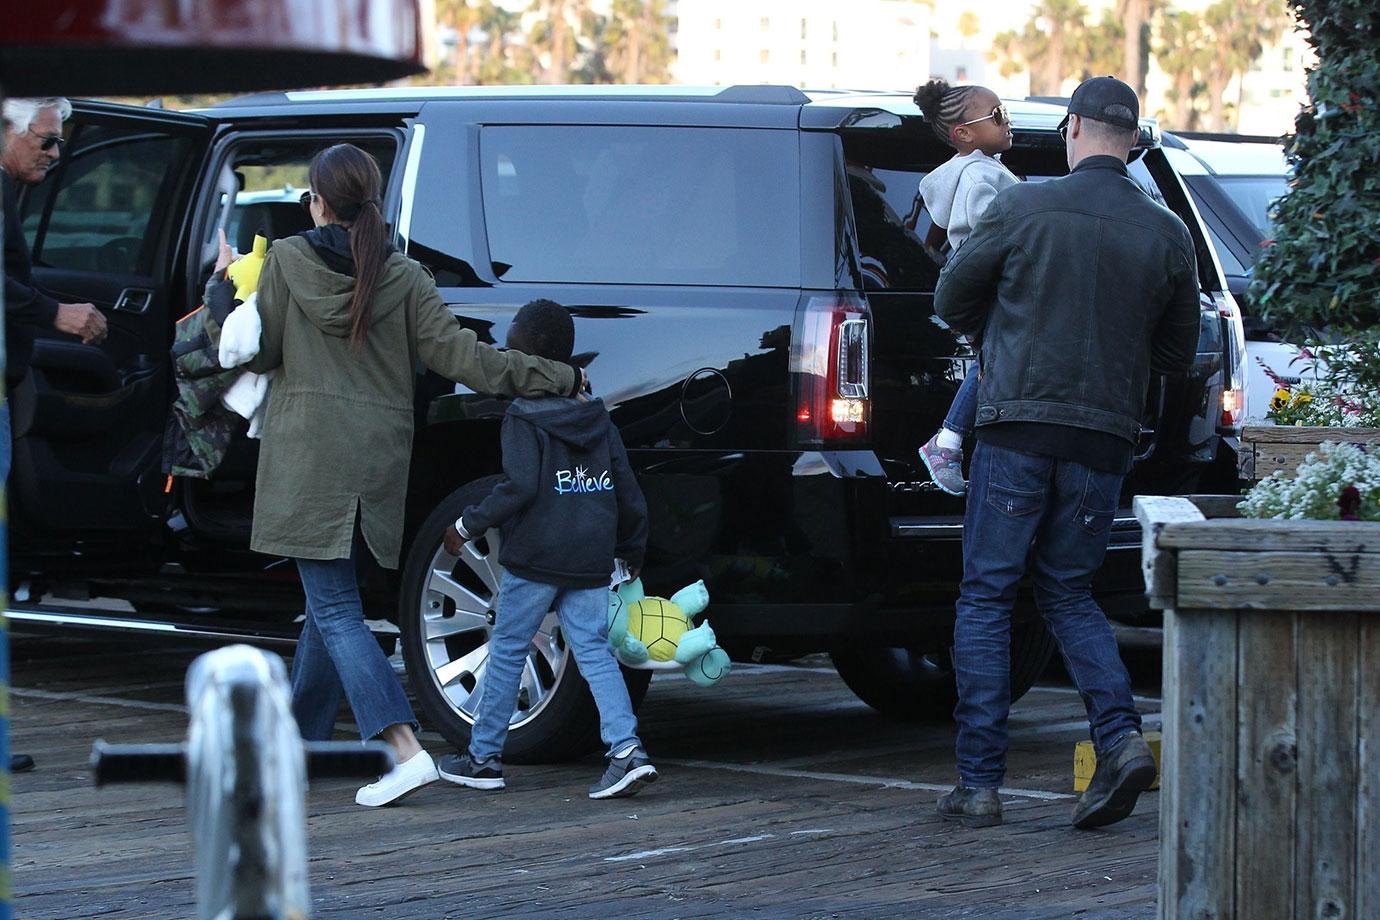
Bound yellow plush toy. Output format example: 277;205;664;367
226;234;268;301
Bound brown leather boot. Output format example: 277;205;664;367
937;785;1003;828
1072;732;1156;829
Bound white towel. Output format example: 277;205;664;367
222;370;269;434
216;291;272;438
218;291;262;369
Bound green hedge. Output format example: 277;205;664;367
1251;0;1380;395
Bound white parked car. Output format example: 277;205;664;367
1162;133;1313;424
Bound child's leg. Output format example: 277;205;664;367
920;365;978;496
468;573;560;762
555;585;642;757
939;365;979;447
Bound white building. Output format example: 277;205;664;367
671;0;930;91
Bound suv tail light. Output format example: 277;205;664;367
791;293;871;446
1214;291;1247;431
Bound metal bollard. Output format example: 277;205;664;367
92;645;392;920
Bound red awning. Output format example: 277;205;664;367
0;0;427;95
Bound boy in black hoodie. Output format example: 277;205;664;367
437;299;655;799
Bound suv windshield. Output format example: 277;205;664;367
479;125;801;287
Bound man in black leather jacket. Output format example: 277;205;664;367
932;77;1199;831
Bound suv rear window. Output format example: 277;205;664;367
844;141;1167;294
479;125;800;287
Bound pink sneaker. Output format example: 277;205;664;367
919;433;967;496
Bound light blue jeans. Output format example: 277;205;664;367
290;549;418;742
470;572;640;762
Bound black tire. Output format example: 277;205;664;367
830;618;1058;722
399;476;652;764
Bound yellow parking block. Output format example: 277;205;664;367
1074;731;1161;793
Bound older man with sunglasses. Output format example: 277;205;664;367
3;97;108;356
2;97;108;775
932;77;1201;830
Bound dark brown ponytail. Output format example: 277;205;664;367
308;144;389;348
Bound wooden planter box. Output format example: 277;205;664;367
1240;425;1380;480
1135;496;1380;920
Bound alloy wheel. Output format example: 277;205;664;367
415;530;571;730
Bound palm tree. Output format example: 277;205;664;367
434;0;486;84
528;0;592;84
1082;10;1127;82
1116;0;1157;102
1156;9;1210;130
1202;0;1289;130
958;11;981;49
475;2;528;84
990;0;1089;97
603;0;674;84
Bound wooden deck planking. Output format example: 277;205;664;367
11;634;1161;919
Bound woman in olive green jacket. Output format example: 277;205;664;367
230;144;581;807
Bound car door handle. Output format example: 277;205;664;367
113;288;154;314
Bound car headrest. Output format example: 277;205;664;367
236;201;314;253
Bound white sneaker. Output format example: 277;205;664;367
355;750;438;807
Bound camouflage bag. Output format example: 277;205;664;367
162;278;244;479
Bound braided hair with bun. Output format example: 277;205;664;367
913;78;980;148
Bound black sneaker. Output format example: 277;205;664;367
437;753;504;790
588;746;658;799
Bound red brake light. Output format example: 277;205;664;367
792;294;871;446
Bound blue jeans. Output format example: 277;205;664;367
953;441;1141;788
291;551;417;742
943;367;978;439
470;572;640;762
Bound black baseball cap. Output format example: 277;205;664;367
1059;76;1140;131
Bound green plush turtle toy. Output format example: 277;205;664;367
606;578;731;687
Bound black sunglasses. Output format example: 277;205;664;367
27;127;64;153
299;190;315;212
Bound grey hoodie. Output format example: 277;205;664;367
461;396;648;588
918;150;1019;249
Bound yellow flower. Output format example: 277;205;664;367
1270;388;1291;411
1295;392;1313;405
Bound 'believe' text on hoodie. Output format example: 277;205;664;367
461;396;648;588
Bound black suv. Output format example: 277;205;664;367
9;86;1244;760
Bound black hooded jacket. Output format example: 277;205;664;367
460;396;648;588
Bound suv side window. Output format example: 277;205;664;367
845;162;940;293
22;124;193;275
479;125;800;287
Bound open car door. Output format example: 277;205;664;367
9;101;214;544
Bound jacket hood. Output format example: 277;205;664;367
510;396;611;450
918;150;1009;228
270;232;408;338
